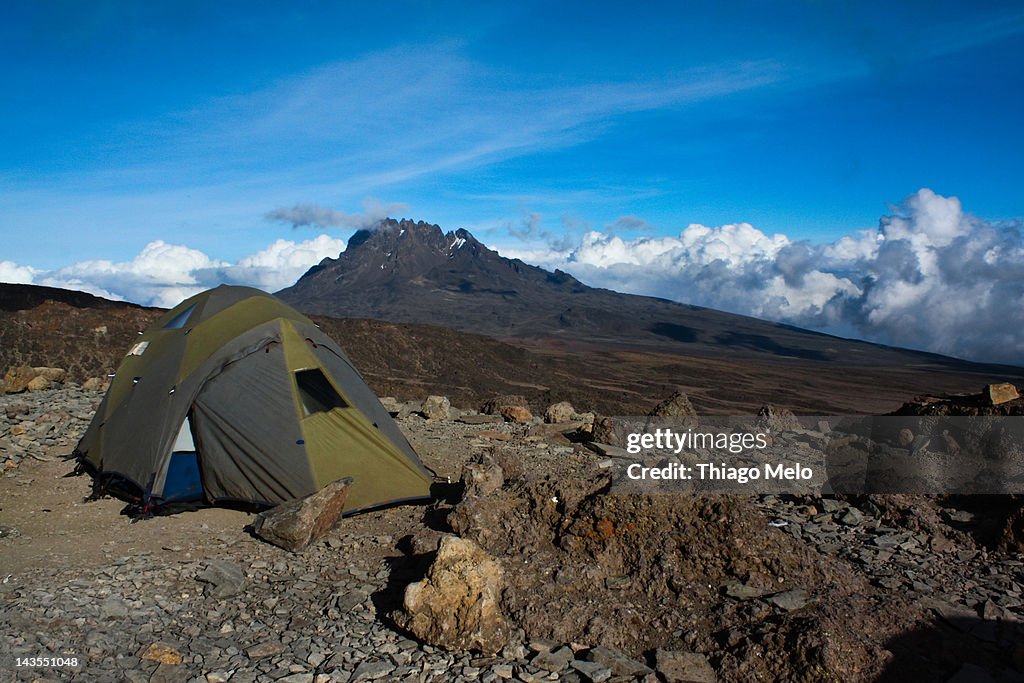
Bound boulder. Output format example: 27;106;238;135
33;367;67;383
590;416;614;445
500;405;533;424
544;401;576;424
985;383;1019;406
399;535;510;654
379;396;402;415
650;391;697;418
251;477;353;552
3;366;38;394
26;375;51;392
82;377;108;391
421;395;451;420
756;405;801;433
481;394;529;415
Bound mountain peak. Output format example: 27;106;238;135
343;218;482;257
277;216;587;323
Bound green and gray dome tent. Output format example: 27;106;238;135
75;285;433;513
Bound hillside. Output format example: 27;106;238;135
2;283;1023;415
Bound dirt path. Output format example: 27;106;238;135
0;452;251;577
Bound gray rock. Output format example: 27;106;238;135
245;639;285;659
722;581;769;599
492;663;516;678
586;442;629;457
196;560;246;599
873;534;903;549
571;660;613;682
99;596;129;619
837;508;864;526
528;639;558;654
532;646;574;671
351;660;395;681
818;498;843;513
583;646;653;678
276;675;314;683
767;589;809;611
655;649;716;683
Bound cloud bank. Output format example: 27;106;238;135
6;235;345;309
501;189;1024;365
0;189;1020;365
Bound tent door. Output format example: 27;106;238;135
162;415;204;503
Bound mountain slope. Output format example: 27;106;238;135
4;280;1022;414
278;218;1007;370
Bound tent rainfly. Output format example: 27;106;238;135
75;285;433;514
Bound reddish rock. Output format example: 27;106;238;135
500;405;533;424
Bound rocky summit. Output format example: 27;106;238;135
3;385;1024;682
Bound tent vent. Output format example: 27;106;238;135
128;341;150;356
296;369;347;416
164;304;197;330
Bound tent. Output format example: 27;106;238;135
75;285;433;513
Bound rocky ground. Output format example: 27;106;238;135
2;387;1024;682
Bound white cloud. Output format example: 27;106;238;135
2;235;346;309
0;260;37;284
3;188;1021;365
501;189;1024;364
223;234;347;291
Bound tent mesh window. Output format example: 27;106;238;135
296;368;347;416
163;304;197;329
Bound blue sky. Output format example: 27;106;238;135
2;1;1024;363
